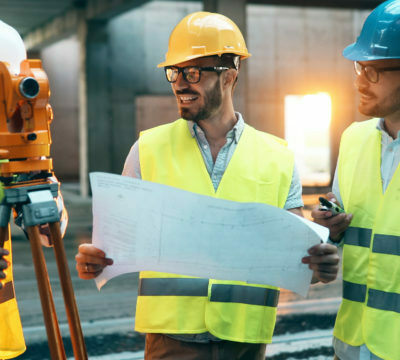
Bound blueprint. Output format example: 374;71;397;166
90;172;329;296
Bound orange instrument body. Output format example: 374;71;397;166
0;59;53;177
0;58;88;359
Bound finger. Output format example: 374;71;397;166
307;243;338;255
315;212;348;227
311;207;333;220
326;192;336;201
303;255;340;267
326;213;353;227
313;265;339;279
328;214;353;238
75;253;113;266
0;248;9;257
313;271;338;283
325;212;347;225
77;270;103;280
308;263;339;273
78;262;105;273
0;259;8;270
78;243;107;258
308;252;340;264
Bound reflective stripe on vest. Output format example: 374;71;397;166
367;289;400;314
343;280;367;303
345;227;400;255
139;278;280;307
0;281;15;304
343;281;400;314
343;228;400;308
372;234;400;256
344;227;372;247
210;283;279;307
139;278;209;297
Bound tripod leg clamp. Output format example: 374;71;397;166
22;201;60;227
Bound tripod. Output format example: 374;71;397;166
0;179;87;360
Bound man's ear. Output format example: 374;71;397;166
223;69;238;89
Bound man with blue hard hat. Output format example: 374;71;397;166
312;0;400;359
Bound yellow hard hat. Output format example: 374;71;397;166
158;11;251;68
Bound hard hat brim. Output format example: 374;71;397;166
157;52;251;68
343;42;400;61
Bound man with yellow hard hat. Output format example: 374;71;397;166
76;11;339;359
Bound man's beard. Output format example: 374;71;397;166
358;86;400;118
179;79;222;122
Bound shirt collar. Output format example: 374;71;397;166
376;118;400;140
187;112;244;144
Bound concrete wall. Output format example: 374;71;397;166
39;1;371;184
247;5;369;177
105;1;201;173
41;36;80;181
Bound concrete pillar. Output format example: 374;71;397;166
77;20;89;196
78;20;111;196
78;12;142;195
203;0;250;123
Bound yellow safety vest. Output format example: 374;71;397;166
334;119;400;360
0;232;26;359
135;118;294;343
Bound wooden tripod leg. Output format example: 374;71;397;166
26;225;66;360
49;221;87;360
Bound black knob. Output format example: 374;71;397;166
27;133;37;141
19;77;40;99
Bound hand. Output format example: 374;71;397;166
311;192;352;242
0;247;9;289
75;244;113;280
302;243;339;284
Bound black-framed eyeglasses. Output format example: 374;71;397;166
354;61;400;83
164;66;230;84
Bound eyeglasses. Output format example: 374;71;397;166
354;61;400;83
164;66;230;84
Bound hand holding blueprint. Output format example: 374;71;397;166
90;172;329;296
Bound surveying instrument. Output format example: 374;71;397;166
0;59;87;359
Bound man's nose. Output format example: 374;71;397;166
354;71;369;91
173;72;190;91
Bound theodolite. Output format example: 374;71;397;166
0;59;87;360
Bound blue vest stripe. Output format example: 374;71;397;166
139;278;209;296
367;288;400;314
0;281;14;304
344;227;372;248
210;284;280;307
343;280;367;303
372;234;400;256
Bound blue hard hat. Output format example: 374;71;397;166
343;0;400;61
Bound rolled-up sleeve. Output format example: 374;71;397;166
284;165;304;210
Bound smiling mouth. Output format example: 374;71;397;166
360;93;375;101
178;95;198;104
